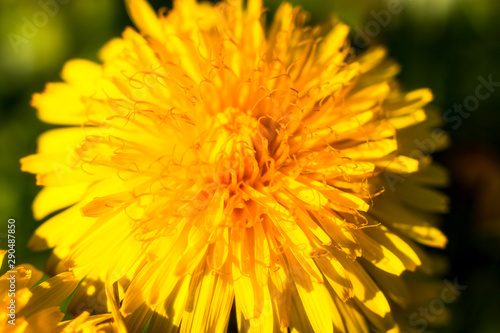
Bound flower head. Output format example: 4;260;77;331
22;0;448;331
0;251;78;333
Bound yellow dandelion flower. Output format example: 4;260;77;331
21;0;449;332
0;253;127;332
0;250;78;333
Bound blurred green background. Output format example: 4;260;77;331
1;0;499;332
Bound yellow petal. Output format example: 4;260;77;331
355;230;406;276
388;109;427;129
318;22;350;64
370;198;447;248
397;182;449;213
409;163;449;187
363;224;421;271
288;254;337;333
246;187;317;258
33;183;88;220
315;255;353;301
61;59;102;93
125;0;164;42
122;303;152;333
31;83;88;125
342;139;398;160
18;272;78;319
385;88;434;116
333;296;369;332
105;282;128;333
345;258;391;318
25;306;65;333
279;175;328;208
375;155;419;174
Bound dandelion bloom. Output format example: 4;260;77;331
0;251;78;333
21;0;449;331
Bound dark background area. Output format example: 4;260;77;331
1;0;499;332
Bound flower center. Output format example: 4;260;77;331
210;108;261;189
